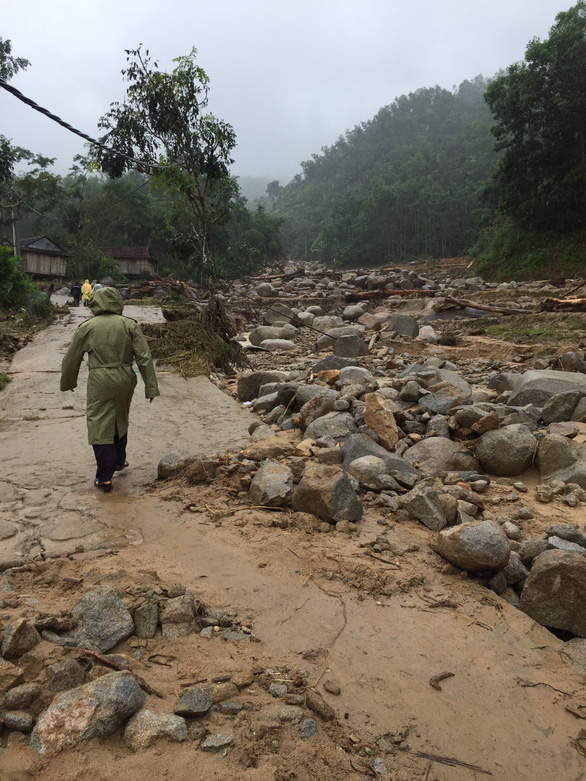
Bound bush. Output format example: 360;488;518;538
0;247;35;309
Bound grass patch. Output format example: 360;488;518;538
0;373;11;392
474;312;585;348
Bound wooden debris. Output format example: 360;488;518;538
540;297;586;312
345;289;437;302
436;296;527;315
413;751;493;775
429;671;455;691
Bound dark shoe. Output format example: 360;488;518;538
94;480;113;493
114;461;129;471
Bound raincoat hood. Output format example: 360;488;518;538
88;286;124;315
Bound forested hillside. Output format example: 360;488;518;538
273;2;586;277
273;76;497;267
2;2;585;282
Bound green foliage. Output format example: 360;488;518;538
98;255;127;283
0;247;35;309
473;217;586;279
278;76;497;265
94;46;238;282
0;372;10;392
485;2;586;232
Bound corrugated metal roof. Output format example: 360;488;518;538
18;236;70;256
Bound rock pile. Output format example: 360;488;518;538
156;263;586;640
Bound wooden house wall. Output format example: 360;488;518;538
21;252;67;278
117;259;156;277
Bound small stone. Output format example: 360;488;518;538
218;700;244;715
174;687;213;717
4;711;34;733
279;705;305;723
305;688;335;721
200;733;234;752
124;710;187;751
536;484;555;503
517;506;534;520
269;682;288;698
133;603;159;639
0;658;25;692
1;619;42;659
4;682;43;710
323;680;341;696
299;718;318;739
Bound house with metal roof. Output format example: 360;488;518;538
18;237;70;279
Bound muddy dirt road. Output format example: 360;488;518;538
1;303;585;780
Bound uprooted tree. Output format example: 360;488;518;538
94;46;238;283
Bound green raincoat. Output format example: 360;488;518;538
60;287;160;445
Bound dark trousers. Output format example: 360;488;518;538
93;433;127;483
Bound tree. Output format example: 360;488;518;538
485;1;586;231
94;46;238;282
0;38;55;242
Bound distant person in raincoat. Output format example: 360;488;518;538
60;286;160;492
70;281;82;306
81;279;92;307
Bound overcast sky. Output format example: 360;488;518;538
1;0;573;184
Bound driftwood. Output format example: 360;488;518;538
72;646;164;698
436;296;527;315
413;751;493;775
345;289;438;302
562;279;586;298
540;297;586;313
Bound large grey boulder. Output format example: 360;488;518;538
401;484;447;531
249;461;293;507
338;366;376;387
157;450;193;479
67;588;134;653
347;456;400;491
292;464;363;522
420;385;470;415
537;434;586;488
508;370;586;407
387;314;419;338
436;521;511;572
31;671;145;754
342;433;419;479
124;710;187;752
474;424;536;476
334;334;369;357
305;412;356;442
263;303;296;325
249;324;297;347
541;391;585;424
519;550;586;636
403;438;478;476
237;371;288;402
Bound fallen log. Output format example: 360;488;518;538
540;297;586;312
562;279;585;299
345;289;438;302
436;296;527;315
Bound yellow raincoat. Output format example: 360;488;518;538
81;280;92;304
60;287;160;444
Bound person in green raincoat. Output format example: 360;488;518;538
60;286;160;492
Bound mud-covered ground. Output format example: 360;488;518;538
1;286;586;781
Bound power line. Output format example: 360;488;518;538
0;79;177;172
